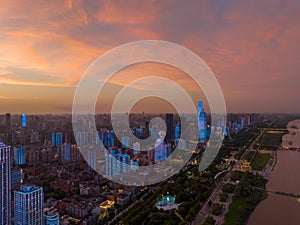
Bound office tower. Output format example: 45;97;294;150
51;132;63;147
198;101;207;142
44;207;59;225
60;144;71;162
107;131;114;147
21;114;27;127
5;113;11;132
120;153;130;174
0;142;11;225
11;168;23;185
155;136;166;163
14;185;44;225
174;123;181;139
101;131;108;146
14;145;26;165
105;149;121;177
133;142;140;155
165;114;173;140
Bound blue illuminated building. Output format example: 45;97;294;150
14;146;26;165
131;159;139;171
241;116;245;129
61;144;71;162
135;128;143;138
120;153;130;174
174;124;180;139
51;132;63;147
21;114;26;127
198;101;207;142
44;208;59;225
14;185;44;225
107;131;114;147
105;149;121;177
155;136;166;163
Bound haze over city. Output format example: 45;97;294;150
0;0;299;114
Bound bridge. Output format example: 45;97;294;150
254;187;300;199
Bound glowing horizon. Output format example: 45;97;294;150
0;0;299;114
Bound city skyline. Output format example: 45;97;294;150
0;0;299;114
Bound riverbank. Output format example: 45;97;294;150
247;119;300;225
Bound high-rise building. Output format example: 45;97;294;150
21;114;27;127
165;114;173;140
105;149;121;177
5;113;11;132
14;146;26;165
198;101;207;142
155;136;166;163
0;142;11;225
14;185;44;225
87;148;97;171
51;133;63;147
174;123;181;139
60;144;71;162
44;208;59;225
120;153;130;174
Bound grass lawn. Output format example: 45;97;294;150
258;131;287;149
250;153;270;171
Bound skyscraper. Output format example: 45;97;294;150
120;153;130;174
0;142;11;225
165;114;173;141
105;149;121;177
60;144;71;163
174;123;181;139
14;145;26;165
5;113;11;132
87;148;97;171
51;132;63;147
14;185;44;225
155;136;166;163
21;114;27;127
198;101;207;142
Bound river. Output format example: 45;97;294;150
248;120;300;225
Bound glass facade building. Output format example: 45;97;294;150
198;101;207;142
105;149;121;177
155;136;166;163
14;146;26;165
14;185;44;225
21;114;27;127
0;142;11;225
51;133;63;147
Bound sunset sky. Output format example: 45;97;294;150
0;0;299;114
